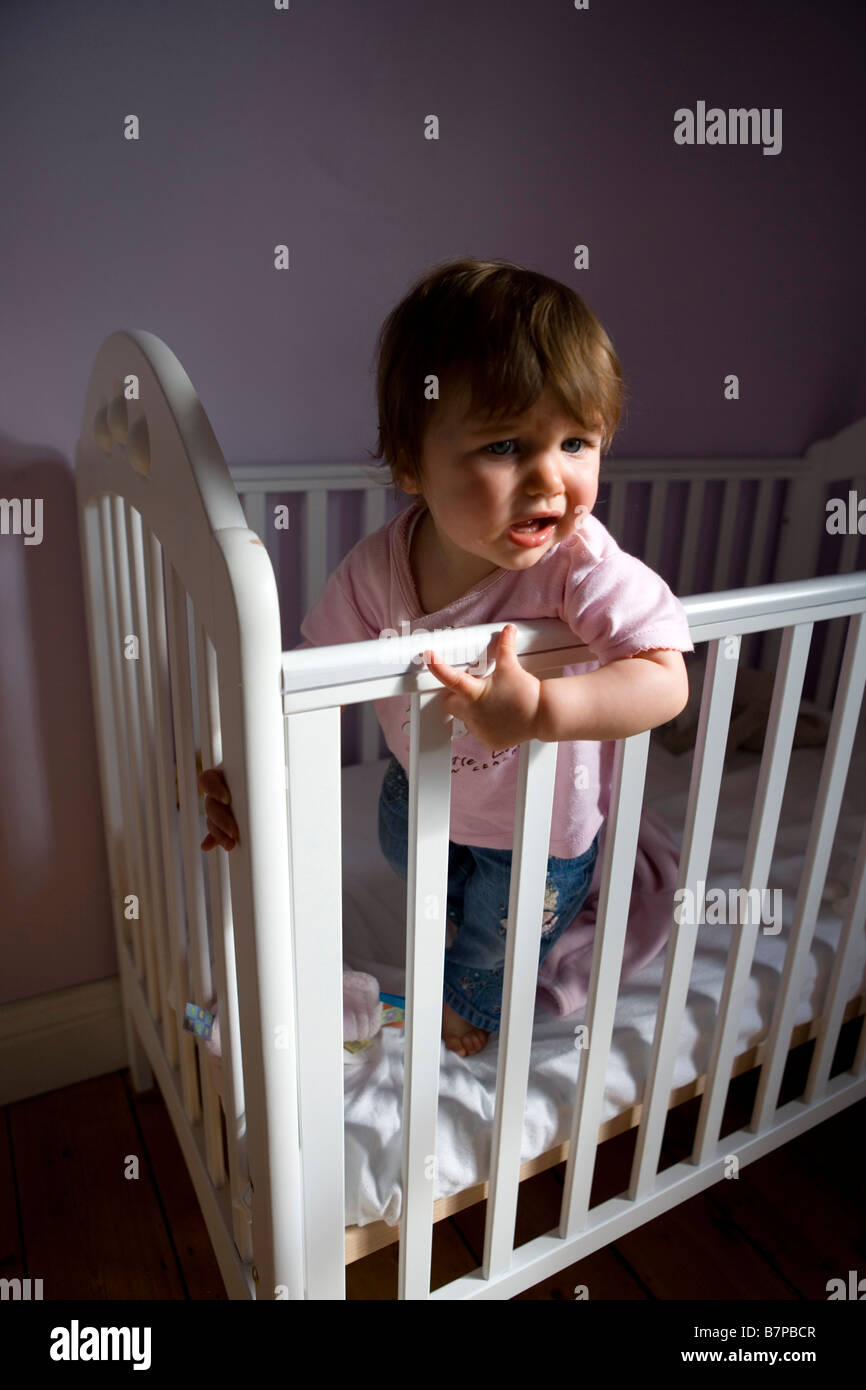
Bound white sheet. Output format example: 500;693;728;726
339;725;866;1227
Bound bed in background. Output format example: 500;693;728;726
75;329;866;1298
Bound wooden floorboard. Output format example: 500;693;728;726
126;1075;228;1300
8;1074;186;1299
3;1022;863;1300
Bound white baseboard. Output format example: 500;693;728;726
0;978;128;1106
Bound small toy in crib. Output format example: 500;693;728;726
343;968;386;1066
183;1001;214;1040
342;988;405;1065
379;993;406;1029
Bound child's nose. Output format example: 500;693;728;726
526;443;573;488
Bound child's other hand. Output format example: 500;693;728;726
198;766;239;851
422;624;542;752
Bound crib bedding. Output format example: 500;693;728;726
335;724;866;1228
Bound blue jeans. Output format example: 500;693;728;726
377;756;599;1033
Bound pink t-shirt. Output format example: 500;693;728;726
292;501;694;858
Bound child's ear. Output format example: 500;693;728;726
394;453;422;496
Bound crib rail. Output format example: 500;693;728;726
280;571;866;1299
233;423;866;728
75;330;307;1300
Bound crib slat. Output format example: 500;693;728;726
711;480;741;591
143;526;197;1095
81;497;152;1088
630;636;739;1200
195;619;252;1258
284;705;347;1299
752;611;866;1131
676;478;705;598
124;504;173;1043
741;477;777;670
163;564;207;1129
398;692;453;1301
164;570;224;1182
642;478;668;576
305;490;329;609
693;623;812;1167
97;498;142;979
483;737;558;1278
805;813;866;1101
363;486;388;537
362;488;388;764
744;477;775;588
559;731;650;1236
817;484;865;705
81;503;124;921
111;494;158;1006
607;479;626;543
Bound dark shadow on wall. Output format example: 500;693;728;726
0;434;115;1004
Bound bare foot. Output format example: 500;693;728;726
442;1001;489;1058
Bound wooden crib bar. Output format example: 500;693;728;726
284;705;346;1299
484;736;559;1278
630;635;740;1201
559;731;650;1237
398;693;454;1299
142;524;197;1102
122;503;170;1033
693;621;812;1166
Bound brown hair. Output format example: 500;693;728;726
366;257;627;496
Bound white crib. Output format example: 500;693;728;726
74;328;866;1300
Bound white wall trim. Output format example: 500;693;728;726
0;978;128;1106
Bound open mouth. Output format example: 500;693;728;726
507;514;560;547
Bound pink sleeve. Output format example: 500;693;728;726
564;543;694;665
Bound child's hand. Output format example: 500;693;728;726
198;767;239;851
422;624;542;752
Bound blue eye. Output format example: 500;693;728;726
483;438;587;456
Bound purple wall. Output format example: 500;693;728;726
1;0;864;1004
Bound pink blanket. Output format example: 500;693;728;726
535;806;677;1016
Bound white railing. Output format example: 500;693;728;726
278;572;866;1299
233;443;866;749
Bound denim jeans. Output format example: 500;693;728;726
377;756;599;1033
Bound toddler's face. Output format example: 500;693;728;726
400;384;601;576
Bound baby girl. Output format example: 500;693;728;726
200;257;692;1058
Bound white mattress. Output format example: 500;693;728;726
339;727;866;1228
